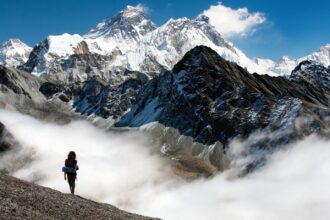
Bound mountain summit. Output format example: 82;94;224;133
0;39;32;67
84;5;157;41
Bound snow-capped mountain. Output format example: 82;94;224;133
20;34;84;76
143;17;253;70
304;44;330;67
15;5;330;82
84;5;157;41
291;60;330;89
18;5;276;82
0;39;32;67
266;44;330;76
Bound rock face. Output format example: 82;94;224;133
117;46;330;152
0;122;18;152
291;60;330;89
73;70;150;119
0;65;147;123
0;174;160;220
0;65;79;123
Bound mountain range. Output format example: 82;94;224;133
1;45;330;173
0;5;329;82
0;5;330;173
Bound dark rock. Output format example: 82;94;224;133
39;82;65;98
18;39;49;73
0;122;18;152
73;72;149;119
117;46;330;150
291;60;330;89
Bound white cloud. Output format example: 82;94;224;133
135;3;150;14
200;2;266;38
0;110;178;213
2;110;330;220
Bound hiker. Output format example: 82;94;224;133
62;151;79;194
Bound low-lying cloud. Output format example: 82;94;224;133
0;110;178;211
200;3;266;38
1;109;330;220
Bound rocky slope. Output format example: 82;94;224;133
0;65;79;123
73;70;151;120
0;39;32;67
0;64;150;123
0;174;160;220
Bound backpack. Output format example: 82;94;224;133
62;159;78;174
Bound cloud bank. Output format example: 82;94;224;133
0;110;179;212
1;109;330;220
200;3;266;38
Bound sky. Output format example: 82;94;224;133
0;0;329;60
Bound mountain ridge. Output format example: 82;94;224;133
13;5;329;82
117;46;330;149
0;5;328;81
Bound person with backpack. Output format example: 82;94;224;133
62;151;79;194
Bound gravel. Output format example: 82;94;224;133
0;174;161;220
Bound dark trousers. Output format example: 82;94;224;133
67;174;76;194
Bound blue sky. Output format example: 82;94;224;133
1;0;329;60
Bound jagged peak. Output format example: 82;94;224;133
173;45;228;73
1;38;31;49
292;60;321;72
84;5;156;40
158;16;232;52
0;38;32;67
183;45;220;56
290;59;330;89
